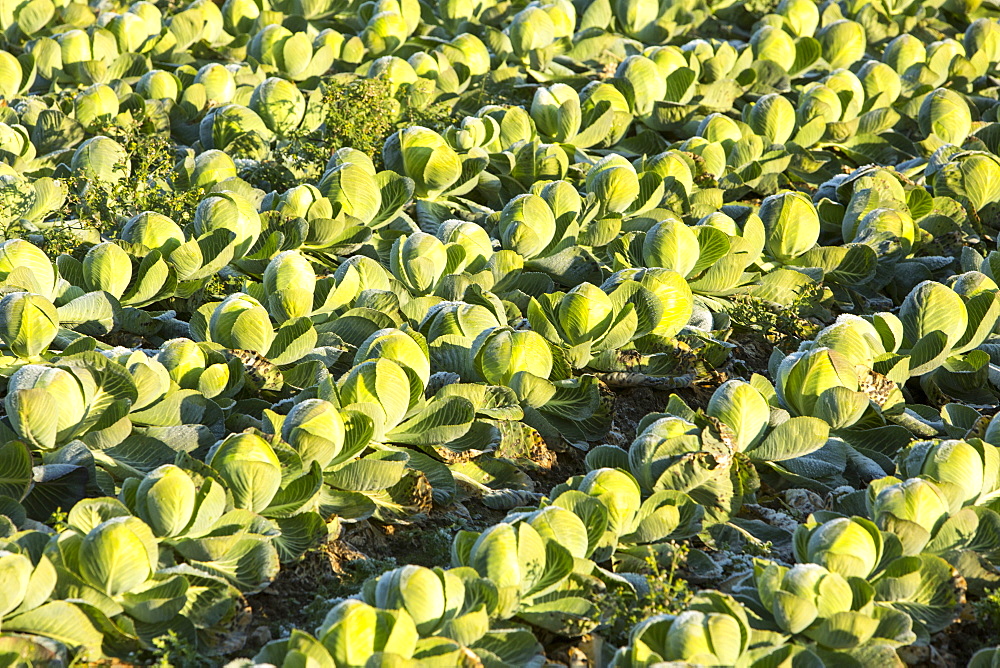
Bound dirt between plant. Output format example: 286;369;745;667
899;610;998;668
236;332;998;666
237;334;765;661
240;448;589;648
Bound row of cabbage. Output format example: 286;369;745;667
0;0;999;663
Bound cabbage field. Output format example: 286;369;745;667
5;0;1000;665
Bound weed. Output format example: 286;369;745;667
248;547;399;642
396;85;456;138
146;630;216;668
295;554;399;633
403;525;455;568
455;70;532;116
601;545;693;648
322;76;398;164
25;220;102;260
200;272;251;302
238;76;396;192
973;588;1000;630
744;539;774;558
241;74;459;193
70;120;201;228
25;119;203;259
728;284;824;349
47;507;69;533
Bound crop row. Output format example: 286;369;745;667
0;0;999;665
